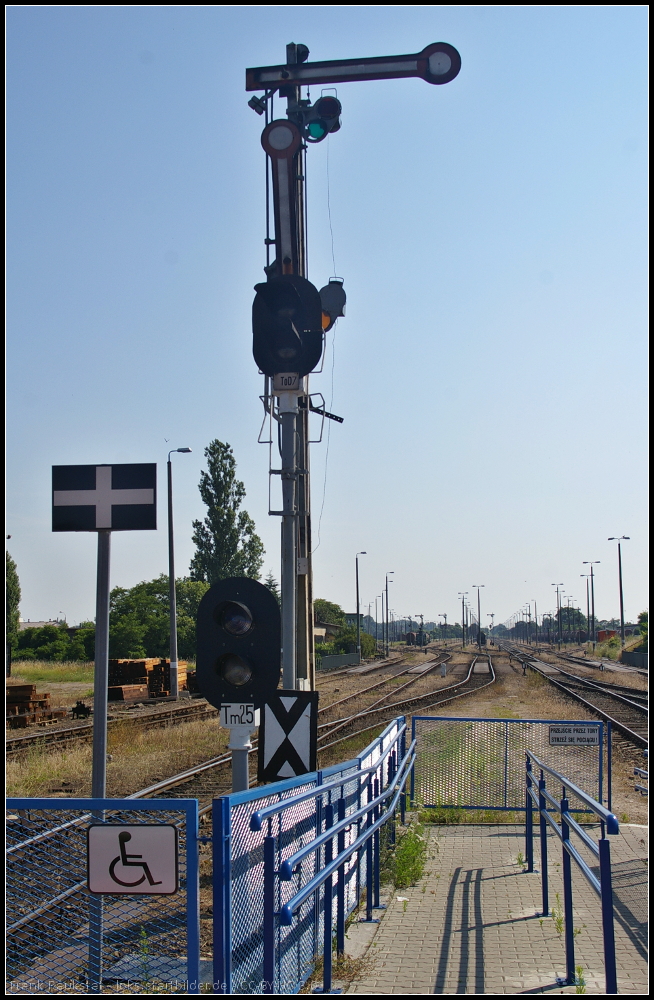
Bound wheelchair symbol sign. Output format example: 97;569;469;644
87;825;178;894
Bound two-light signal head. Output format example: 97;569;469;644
196;578;281;709
304;95;342;142
252;274;324;377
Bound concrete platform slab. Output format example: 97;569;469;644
345;824;647;995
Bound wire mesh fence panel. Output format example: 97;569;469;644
6;799;199;996
413;717;604;811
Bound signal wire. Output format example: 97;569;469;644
313;327;336;555
313;136;340;552
326;136;337;277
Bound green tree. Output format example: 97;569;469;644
108;575;210;659
15;624;70;661
637;610;648;648
189;440;264;584
264;571;281;606
71;622;96;661
314;599;346;626
6;552;21;650
332;627;376;657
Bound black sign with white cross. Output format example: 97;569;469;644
258;691;319;783
52;464;157;532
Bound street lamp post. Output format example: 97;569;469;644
167;447;192;699
472;585;484;649
582;562;599;648
580;575;591;647
531;603;537;649
551;584;564;648
458;592;468;649
385;572;394;657
607;538;630;644
355;552;367;664
564;596;574;645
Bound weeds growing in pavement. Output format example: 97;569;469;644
381;821;427;889
419;807;520;824
575;965;587;993
553;896;565;936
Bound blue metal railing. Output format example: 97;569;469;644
525;751;620;994
213;717;407;995
257;725;414;994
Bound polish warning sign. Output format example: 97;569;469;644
548;724;600;746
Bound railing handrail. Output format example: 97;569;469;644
526;750;619;833
278;739;416;880
525;752;620;993
278;742;416;924
251;723;406;831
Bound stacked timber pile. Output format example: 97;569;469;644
108;659;188;700
6;685;67;729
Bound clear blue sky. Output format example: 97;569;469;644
7;5;648;629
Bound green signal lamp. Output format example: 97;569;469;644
303;95;342;143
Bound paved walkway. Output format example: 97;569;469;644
344;824;647;995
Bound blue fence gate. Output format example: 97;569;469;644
6;798;200;995
412;716;607;811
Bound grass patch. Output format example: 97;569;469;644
319;725;385;765
8;660;95;684
381;820;427;888
493;706;521;718
418;807;520;824
6;716;230;798
593;638;622;661
299;952;376;994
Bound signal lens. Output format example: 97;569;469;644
218;601;253;636
307;120;328;140
315;97;341;118
218;654;253;687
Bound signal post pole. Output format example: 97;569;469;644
249;40;461;692
285;43;314;694
279;384;299;689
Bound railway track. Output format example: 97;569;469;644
5;650;420;756
6;699;219;756
511;641;648;677
500;642;648;748
6;650;445;757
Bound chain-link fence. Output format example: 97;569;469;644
213;718;405;994
6;798;200;995
411;716;605;811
